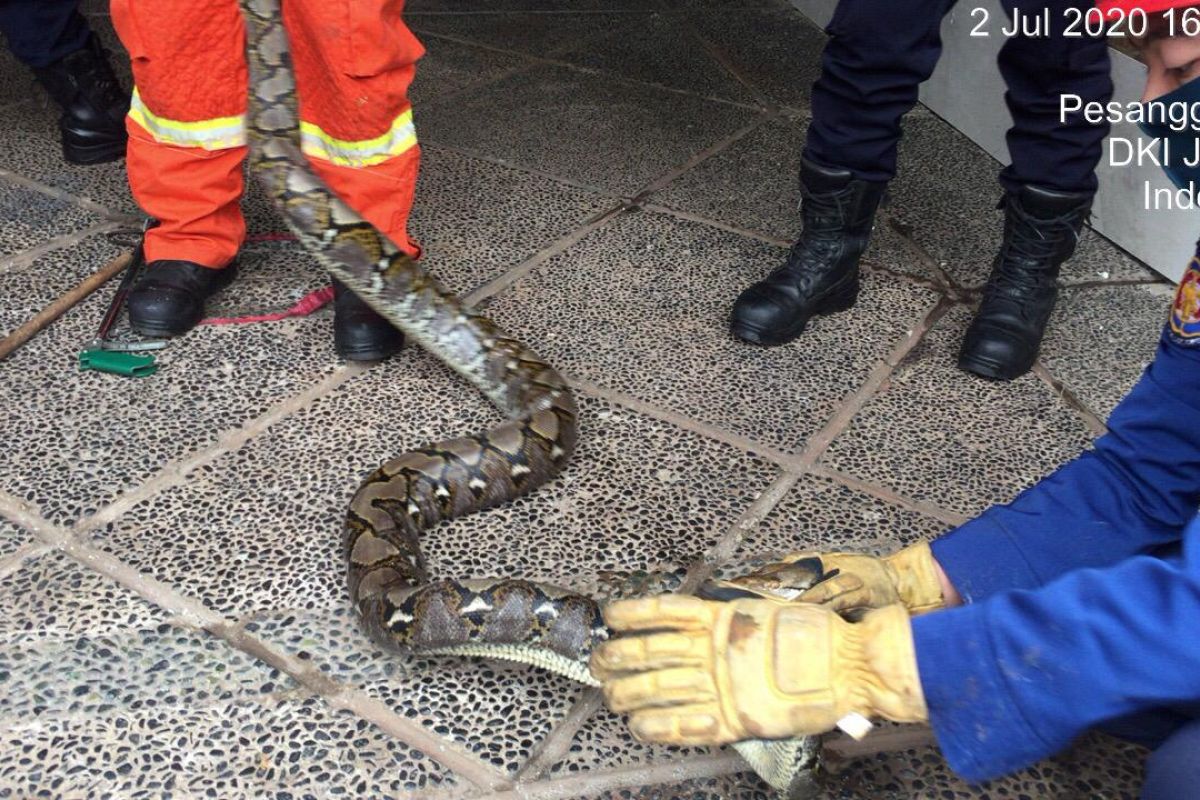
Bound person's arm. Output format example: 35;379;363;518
914;514;1200;782
932;327;1200;603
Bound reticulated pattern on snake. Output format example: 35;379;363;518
237;1;818;795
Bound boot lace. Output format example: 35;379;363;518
986;205;1081;299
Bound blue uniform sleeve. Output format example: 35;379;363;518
930;327;1200;602
912;516;1200;783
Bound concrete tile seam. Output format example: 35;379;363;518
511;690;607;783
1032;362;1109;438
1056;276;1171;290
638;201;795;247
460;752;749;800
0;166;140;224
881;213;962;294
687;471;804;591
418;57;545;116
421;141;625;200
71;363;369;535
0;221;125;274
632;113;776;203
0;490;514;792
410;29;772;115
664;6;780;111
806;463;970;528
464;204;627;306
567;373;801;468
793;296;956;469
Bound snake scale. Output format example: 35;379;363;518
238;1;819;795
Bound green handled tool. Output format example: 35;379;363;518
78;227;166;377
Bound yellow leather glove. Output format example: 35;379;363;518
720;541;945;618
589;595;926;746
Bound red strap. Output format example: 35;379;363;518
200;284;333;326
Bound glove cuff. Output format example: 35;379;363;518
885;541;945;615
849;605;929;724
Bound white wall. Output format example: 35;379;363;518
790;0;1194;281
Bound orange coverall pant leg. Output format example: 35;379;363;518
110;0;248;269
110;0;424;269
284;0;424;257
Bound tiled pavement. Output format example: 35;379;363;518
0;1;1169;798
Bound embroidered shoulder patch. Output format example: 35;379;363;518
1169;257;1200;344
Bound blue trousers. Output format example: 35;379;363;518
1142;719;1200;800
805;0;1114;193
0;0;90;68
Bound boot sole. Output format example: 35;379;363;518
731;279;860;347
63;136;127;166
956;351;1034;382
336;342;405;362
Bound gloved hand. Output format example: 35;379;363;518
589;595;926;746
717;541;945;618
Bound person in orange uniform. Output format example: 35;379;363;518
110;1;423;360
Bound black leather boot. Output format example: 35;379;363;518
731;158;887;346
333;280;405;361
127;260;238;337
31;34;130;165
957;186;1092;381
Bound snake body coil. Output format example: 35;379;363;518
239;1;818;794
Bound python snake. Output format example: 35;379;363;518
238;0;819;795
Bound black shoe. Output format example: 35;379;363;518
731;158;886;346
31;33;130;165
127;259;238;337
333;280;405;361
957;186;1092;381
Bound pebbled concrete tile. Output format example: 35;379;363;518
419;63;758;196
548;704;718;778
0;520;35;562
410;35;533;106
95;362;775;614
410;12;622;59
0;100;138;219
0;550;161;644
0;694;455;798
407;0;634;12
1039;283;1169;421
409;144;615;294
0;278;340;527
0;180;104;259
248;607;584;776
200;242;330;324
891;117;1156;288
552;12;758;105
487;209;940;454
731;474;950;565
0;622;290;722
651;116;805;241
822;305;1096;518
687;9;828;110
0;232;124;339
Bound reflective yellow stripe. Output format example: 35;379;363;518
128;88;247;150
300;108;417;167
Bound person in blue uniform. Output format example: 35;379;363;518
0;0;129;164
729;0;1112;383
590;3;1200;797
